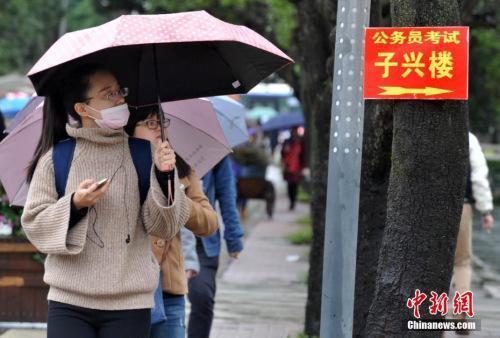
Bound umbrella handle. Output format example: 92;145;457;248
157;95;166;142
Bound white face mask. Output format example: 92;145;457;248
85;103;130;129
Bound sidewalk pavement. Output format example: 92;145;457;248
443;256;500;338
208;197;309;338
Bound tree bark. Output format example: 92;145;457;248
353;1;394;335
365;1;468;336
354;100;394;336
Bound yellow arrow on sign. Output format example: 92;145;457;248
379;86;454;96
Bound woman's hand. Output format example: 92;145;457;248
482;213;494;233
154;140;176;172
72;179;110;209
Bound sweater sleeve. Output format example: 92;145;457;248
469;133;494;213
184;171;218;237
21;150;89;255
142;163;191;240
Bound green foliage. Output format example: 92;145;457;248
292;333;318;338
487;159;500;204
0;0;64;75
297;186;310;203
67;0;109;31
469;28;500;135
147;0;296;50
296;214;311;226
258;0;297;49
286;227;312;245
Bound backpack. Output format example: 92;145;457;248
52;137;152;204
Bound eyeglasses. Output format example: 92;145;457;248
86;87;129;102
137;118;170;130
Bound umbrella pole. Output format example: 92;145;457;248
157;95;166;142
152;45;174;197
152;44;166;143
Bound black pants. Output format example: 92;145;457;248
287;182;299;210
48;301;150;338
187;239;219;338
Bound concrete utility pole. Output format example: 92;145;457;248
320;1;371;337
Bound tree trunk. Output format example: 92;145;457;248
292;1;337;336
354;100;394;336
365;1;468;336
353;1;394;335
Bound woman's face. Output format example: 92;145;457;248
75;71;126;126
133;113;163;143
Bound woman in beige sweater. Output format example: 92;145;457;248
127;108;218;338
21;64;191;338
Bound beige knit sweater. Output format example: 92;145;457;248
21;125;191;310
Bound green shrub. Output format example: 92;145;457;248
286;227;312;245
296;215;311;226
297;186;310;203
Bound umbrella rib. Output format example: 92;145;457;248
216;112;247;135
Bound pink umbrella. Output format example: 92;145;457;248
162;99;231;177
28;11;292;106
0;98;229;206
0;100;43;206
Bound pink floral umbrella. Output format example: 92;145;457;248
28;11;293;107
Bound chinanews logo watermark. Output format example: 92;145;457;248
405;289;481;332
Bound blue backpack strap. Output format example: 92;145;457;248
53;138;76;199
128;137;152;205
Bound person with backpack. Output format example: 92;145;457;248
21;64;191;338
126;108;218;338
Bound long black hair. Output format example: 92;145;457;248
26;64;109;183
125;107;192;179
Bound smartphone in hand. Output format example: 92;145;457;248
94;178;109;191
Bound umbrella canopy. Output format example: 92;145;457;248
261;113;304;132
28;11;293;106
208;96;248;148
0;98;230;206
0;102;43;206
162;99;231;178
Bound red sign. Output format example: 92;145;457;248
364;27;468;100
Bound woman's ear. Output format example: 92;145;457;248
74;102;87;117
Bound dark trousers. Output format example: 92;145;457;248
287;182;299;210
187;239;219;338
47;300;150;338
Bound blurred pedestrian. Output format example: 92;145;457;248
22;64;190;338
281;127;306;210
187;156;244;338
452;132;494;329
127;109;218;338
